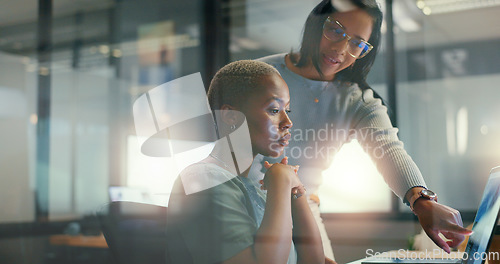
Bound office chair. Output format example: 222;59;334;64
97;201;169;264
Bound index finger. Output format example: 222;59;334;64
441;231;466;248
426;230;451;253
442;223;473;235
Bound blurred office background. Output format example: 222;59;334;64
1;0;499;263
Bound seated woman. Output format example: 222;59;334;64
167;60;325;264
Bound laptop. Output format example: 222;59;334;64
361;166;500;264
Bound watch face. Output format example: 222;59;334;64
421;189;436;198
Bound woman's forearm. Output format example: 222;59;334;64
223;170;294;264
292;196;324;264
254;178;294;263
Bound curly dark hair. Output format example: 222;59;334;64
207;60;281;111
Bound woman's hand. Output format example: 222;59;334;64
413;199;473;253
261;156;305;197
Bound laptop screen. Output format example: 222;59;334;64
463;167;500;264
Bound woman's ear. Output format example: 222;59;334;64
220;104;238;127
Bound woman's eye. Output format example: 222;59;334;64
333;27;344;36
285;109;292;114
270;109;279;114
350;38;364;48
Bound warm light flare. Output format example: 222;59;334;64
318;140;391;213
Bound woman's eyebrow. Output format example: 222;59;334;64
355;35;367;41
337;19;367;41
265;96;286;104
264;96;290;107
348;29;367;41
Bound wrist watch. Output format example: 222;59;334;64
408;189;438;213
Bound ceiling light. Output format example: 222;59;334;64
99;45;109;54
415;0;500;15
393;1;422;32
423;6;432;15
112;49;122;58
416;0;426;9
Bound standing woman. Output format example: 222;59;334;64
256;0;471;259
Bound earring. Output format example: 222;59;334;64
230;124;236;130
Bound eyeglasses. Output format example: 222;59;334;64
322;17;373;59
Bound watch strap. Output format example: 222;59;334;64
409;189;437;213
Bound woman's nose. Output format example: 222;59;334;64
280;113;293;130
331;38;349;55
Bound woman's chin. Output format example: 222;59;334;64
267;148;284;158
256;144;284;158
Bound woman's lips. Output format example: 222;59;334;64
278;133;291;147
322;54;341;66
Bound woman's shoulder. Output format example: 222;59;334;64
175;162;242;196
180;162;226;176
339;81;380;103
338;81;360;92
332;81;362;102
256;53;287;66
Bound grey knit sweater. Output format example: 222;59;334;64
256;53;426;201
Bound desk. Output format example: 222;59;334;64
49;234;108;248
347;238;500;264
347;223;500;264
48;234;111;264
347;250;466;264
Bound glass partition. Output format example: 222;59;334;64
1;0;500;262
